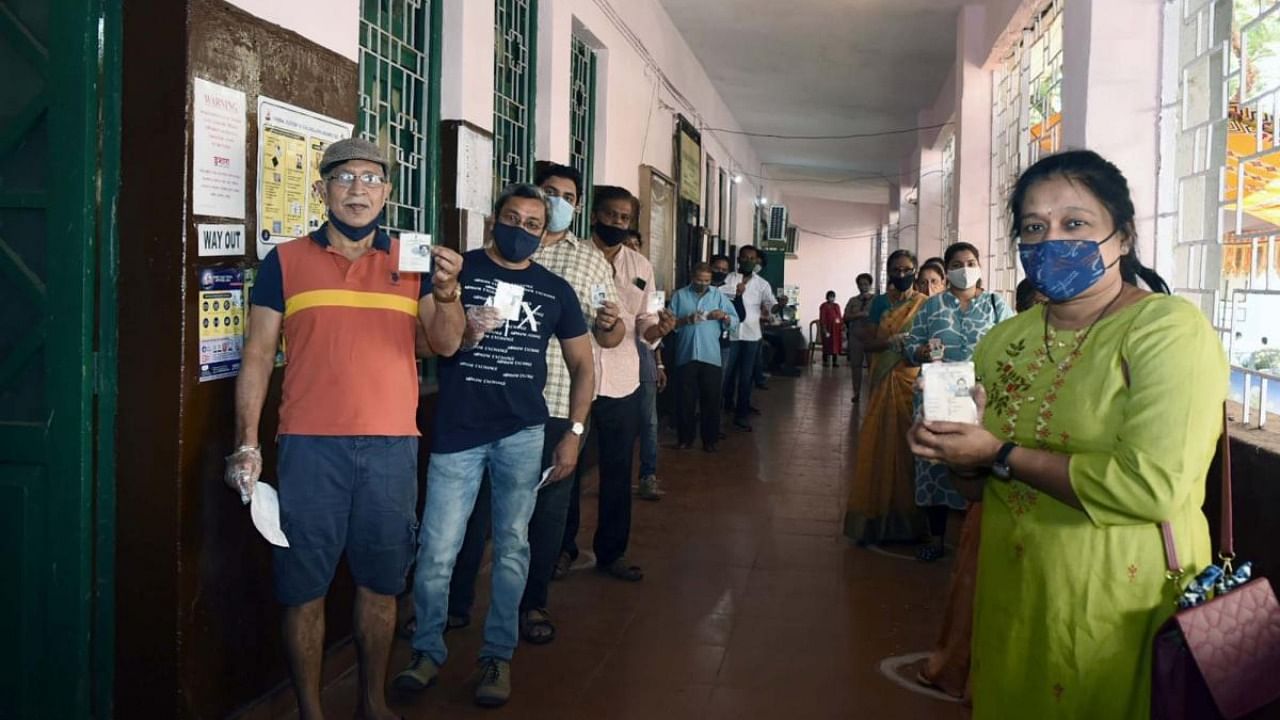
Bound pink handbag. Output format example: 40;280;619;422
1151;409;1280;719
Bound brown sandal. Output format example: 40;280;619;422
520;608;556;645
596;558;643;582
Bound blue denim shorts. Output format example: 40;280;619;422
273;435;419;606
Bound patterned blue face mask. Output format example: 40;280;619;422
1018;231;1117;302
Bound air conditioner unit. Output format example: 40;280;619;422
766;204;788;241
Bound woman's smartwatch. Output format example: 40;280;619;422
991;442;1018;481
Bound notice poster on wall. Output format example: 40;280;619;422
255;96;353;259
192;78;247;218
198;267;245;382
197;223;245;257
678;126;701;204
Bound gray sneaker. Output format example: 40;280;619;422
637;474;662;501
474;657;511;707
393;652;439;691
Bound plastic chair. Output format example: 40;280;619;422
807;320;822;364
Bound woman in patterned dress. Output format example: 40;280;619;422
904;242;1015;562
907;150;1227;718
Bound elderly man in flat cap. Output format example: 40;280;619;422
225;136;465;720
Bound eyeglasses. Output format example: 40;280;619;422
888;266;917;277
498;211;545;234
328;171;387;187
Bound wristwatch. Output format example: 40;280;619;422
991;442;1018;481
570;422;586;437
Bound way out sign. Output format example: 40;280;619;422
198;223;246;257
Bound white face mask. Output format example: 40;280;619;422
947;265;982;290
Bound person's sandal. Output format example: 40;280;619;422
915;543;945;563
552;551;572;580
596;558;643;582
520;608;556;645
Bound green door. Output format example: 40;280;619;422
0;0;118;717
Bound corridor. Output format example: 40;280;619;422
299;369;968;720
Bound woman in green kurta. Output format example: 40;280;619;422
908;150;1228;718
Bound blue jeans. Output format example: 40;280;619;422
723;340;760;420
410;426;544;664
638;380;659;477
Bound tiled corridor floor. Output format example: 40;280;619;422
307;367;969;719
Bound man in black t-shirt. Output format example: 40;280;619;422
395;184;594;708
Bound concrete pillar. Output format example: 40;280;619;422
917;143;945;261
955;4;992;260
441;0;494;129
1061;0;1163;262
536;0;572;163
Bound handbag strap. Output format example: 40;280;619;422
1161;404;1233;578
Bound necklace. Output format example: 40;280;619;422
1043;284;1126;362
998;285;1126;446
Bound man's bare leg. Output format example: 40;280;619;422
353;586;399;720
283;597;327;720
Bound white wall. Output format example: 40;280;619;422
782;196;885;329
224;0;358;60
548;0;764;244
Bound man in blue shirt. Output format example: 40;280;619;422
396;184;595;708
670;262;739;452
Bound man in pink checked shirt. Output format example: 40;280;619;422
559;186;676;582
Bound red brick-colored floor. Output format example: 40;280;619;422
300;366;969;720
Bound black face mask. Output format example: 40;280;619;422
594;223;630;247
328;209;382;242
711;271;728;286
890;273;916;292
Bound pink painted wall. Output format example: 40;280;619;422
782;195;886;328
224;0;358;60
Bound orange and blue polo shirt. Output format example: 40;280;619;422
251;226;431;436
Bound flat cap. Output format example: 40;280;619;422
320;137;389;175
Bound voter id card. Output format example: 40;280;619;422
397;232;433;273
921;361;979;424
493;281;525;321
591;283;608;309
647;290;666;315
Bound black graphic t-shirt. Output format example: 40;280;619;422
435;249;588;453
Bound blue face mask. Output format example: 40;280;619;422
1018;232;1117;302
492;222;542;263
546;196;575;233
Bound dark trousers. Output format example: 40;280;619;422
590;391;640;567
448;418;574;618
676;361;723;446
724;340;760;420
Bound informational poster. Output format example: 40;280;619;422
640;166;676;291
678;127;701;204
192;78;247;218
456;124;494;213
256;96;354;259
198;267;245;382
197;223;245;257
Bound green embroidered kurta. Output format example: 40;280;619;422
970;294;1228;718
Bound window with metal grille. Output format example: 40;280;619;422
569;33;596;237
358;0;434;235
495;0;538;196
1163;0;1280;425
988;0;1064;296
